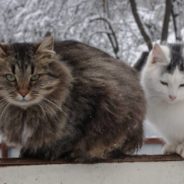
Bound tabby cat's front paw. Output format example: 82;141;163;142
162;144;177;155
20;148;41;159
176;143;184;158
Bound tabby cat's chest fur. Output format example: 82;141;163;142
0;105;67;149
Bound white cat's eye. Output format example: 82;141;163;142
160;80;168;86
31;74;40;81
5;74;16;82
179;84;184;87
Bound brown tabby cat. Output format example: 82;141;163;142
0;36;145;160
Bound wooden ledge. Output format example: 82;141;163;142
0;154;183;167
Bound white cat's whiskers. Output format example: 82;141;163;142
147;94;165;98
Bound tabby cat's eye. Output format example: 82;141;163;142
160;81;168;86
5;74;16;82
31;74;40;81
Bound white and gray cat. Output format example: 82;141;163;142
141;43;184;157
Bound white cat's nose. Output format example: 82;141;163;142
169;95;176;100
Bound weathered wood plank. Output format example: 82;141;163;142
0;154;182;167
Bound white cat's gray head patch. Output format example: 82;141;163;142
166;44;184;73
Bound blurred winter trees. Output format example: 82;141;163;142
0;0;184;64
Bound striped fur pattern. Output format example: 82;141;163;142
0;37;145;160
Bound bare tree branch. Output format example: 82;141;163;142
134;51;149;72
161;0;172;42
171;0;182;41
129;0;152;50
102;0;110;17
90;17;119;58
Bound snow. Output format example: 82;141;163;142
0;0;175;64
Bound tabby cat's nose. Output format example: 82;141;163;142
169;95;176;100
19;88;29;97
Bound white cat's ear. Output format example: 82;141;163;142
151;44;167;64
36;36;55;54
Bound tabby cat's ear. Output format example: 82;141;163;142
36;36;55;55
151;44;167;64
0;44;8;57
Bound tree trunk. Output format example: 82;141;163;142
171;0;182;41
161;0;172;42
129;0;152;50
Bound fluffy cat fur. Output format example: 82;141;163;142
0;36;145;160
141;43;184;157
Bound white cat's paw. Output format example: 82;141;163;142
176;144;184;158
162;144;177;154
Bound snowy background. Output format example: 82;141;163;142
1;0;184;156
1;0;184;64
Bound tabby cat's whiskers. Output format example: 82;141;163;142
0;102;9;120
43;98;63;112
